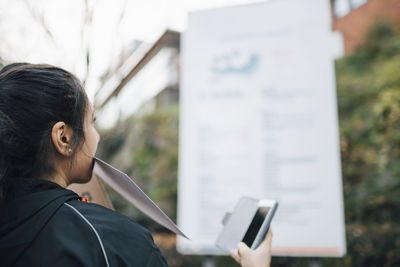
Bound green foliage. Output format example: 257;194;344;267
98;104;179;232
334;21;400;267
346;20;400;68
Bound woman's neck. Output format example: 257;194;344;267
40;173;69;188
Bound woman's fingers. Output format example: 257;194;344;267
266;228;272;245
257;229;273;251
229;230;273;267
230;248;241;264
237;242;251;256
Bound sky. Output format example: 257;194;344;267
0;0;362;102
0;0;266;100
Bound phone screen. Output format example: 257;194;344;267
242;206;270;247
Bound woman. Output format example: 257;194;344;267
0;63;272;267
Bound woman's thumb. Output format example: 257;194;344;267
237;242;251;256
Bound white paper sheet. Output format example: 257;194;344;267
93;157;187;238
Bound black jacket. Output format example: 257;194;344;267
0;178;168;267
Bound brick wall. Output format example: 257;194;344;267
332;0;400;53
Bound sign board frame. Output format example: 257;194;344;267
177;0;346;257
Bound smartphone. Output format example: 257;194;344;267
215;197;278;251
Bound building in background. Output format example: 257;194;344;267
331;0;400;53
96;30;180;129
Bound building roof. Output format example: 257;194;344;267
98;29;180;109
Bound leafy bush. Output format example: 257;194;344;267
98;104;179;232
334;21;400;267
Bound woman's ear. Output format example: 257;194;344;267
51;122;74;156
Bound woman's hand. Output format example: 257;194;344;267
230;229;272;267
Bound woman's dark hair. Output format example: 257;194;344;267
0;63;88;200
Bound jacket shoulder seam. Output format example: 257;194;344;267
63;202;110;267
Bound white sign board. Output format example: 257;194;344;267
178;0;346;257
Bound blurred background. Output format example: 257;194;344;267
1;0;399;266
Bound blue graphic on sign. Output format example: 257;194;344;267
211;51;260;75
